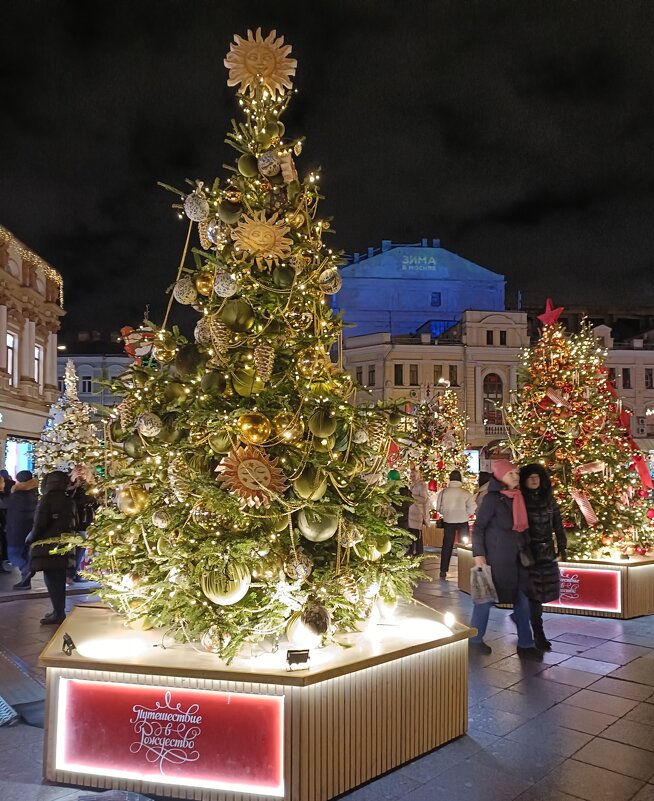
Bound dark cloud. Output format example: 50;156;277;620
1;0;654;334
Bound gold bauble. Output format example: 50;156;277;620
236;412;272;445
152;344;176;364
194;273;214;296
116;485;149;516
284;210;305;229
272;411;304;444
296;346;330;379
224;187;242;204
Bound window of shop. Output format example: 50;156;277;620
81;374;93;394
486;330;494;345
645;368;653;390
622;368;631;389
394;364;404;386
499;330;507;346
409;364;419;386
355;366;363;384
367;365;376;387
6;332;17;387
449;364;458;386
433;364;443;384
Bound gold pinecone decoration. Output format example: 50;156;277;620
254;343;275;382
366;414;388;453
301;602;331;635
338;572;360;604
209;317;231;364
198;219;212;250
118;395;138;431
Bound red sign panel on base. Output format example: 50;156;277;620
56;679;284;796
545;566;622;613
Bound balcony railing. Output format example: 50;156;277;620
484;424;509;436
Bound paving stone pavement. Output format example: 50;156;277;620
0;551;652;801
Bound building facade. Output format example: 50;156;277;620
0;226;64;474
335;239;505;337
343;311;654;458
56;338;130;410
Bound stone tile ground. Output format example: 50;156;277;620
0;552;653;801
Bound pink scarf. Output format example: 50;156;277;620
500;489;529;533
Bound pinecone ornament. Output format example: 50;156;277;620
198;219;212;250
208;317;230;364
118;395;138;431
366;415;388;452
301;602;331;635
338;572;360;604
254;344;275;382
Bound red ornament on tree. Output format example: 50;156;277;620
647;509;654;520
635;545;646;556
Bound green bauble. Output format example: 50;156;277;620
272;266;295;289
217;201;242;224
174;344;205;376
200;371;227;394
387;411;403;426
219;299;255;333
232;367;264;397
296;508;339;542
123;434;145;459
313;435;335;453
271;515;290;532
293;464;328;501
159;425;183;444
110;420;127;442
201;562;251;606
308;408;337;438
264;121;281;139
375;536;392;555
208;431;232;454
163;382;188;403
237;153;258;177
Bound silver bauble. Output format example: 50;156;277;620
257;152;281;177
213;270;238;298
207;218;228;245
136;412;162;438
173;275;198;305
318;267;343;295
184;190;210;222
283;549;313;581
152;509;172;529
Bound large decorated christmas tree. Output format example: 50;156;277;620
395;384;471;488
503;299;654;560
33;360;101;478
87;29;419;661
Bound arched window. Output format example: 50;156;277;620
483;373;503;425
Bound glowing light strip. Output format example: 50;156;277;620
0;224;64;306
545;567;622;613
55;677;285;797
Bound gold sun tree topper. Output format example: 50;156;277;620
224;28;297;97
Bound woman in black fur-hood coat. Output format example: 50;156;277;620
519;463;568;649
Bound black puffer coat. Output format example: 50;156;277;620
3;479;39;547
472;476;531;604
29;471;77;571
520;465;568;604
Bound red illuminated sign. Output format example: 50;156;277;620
55;679;284;796
545;567;622;613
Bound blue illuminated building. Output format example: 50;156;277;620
334;239;505;336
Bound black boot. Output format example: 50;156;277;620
534;632;552;651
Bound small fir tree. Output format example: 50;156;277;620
34;360;101;478
503;300;654;560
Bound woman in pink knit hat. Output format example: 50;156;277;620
469;459;542;660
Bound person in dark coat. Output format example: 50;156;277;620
2;470;39;589
469;460;542;660
28;471;77;625
67;464;98;582
0;470;14;572
520;463;568;651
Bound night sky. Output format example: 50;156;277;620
2;0;654;336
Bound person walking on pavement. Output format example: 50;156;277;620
519;463;568;651
2;470;39;589
473;471;492;509
0;470;14;573
469;460;542;660
406;468;430;556
67;464;98;583
27;471;77;625
435;469;476;579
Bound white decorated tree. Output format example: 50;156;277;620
34;360;101;478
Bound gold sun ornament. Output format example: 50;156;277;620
224;28;297;97
232;210;293;269
216;444;288;508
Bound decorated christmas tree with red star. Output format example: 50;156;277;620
503;300;654;560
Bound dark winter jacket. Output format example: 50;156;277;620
2;479;39;547
394;484;412;531
70;482;97;532
29;471;77;572
472;476;531;604
520;464;568;604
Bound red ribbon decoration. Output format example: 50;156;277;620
631;453;654;490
